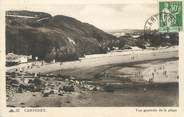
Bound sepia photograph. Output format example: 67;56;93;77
5;2;179;107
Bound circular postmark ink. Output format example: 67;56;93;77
144;14;159;32
144;12;176;34
144;12;176;40
144;12;176;33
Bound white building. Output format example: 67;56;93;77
6;53;32;64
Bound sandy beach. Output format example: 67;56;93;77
23;46;178;74
6;46;179;107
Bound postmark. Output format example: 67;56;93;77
159;1;183;32
144;12;178;47
144;12;176;33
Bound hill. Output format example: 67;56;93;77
6;10;118;62
109;29;178;49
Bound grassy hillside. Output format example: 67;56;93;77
6;10;118;62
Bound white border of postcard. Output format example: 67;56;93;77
0;0;184;117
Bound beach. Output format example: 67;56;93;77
6;46;179;107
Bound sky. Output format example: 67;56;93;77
6;3;158;30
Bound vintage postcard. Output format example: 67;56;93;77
0;0;183;117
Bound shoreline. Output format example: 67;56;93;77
26;46;178;74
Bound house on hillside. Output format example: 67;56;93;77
6;53;32;66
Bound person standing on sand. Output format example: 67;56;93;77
138;71;141;76
163;65;165;70
154;68;156;72
163;70;167;78
152;72;155;79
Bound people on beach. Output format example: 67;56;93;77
152;72;154;78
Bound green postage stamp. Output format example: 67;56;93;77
159;1;183;32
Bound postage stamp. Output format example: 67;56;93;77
159;1;183;32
